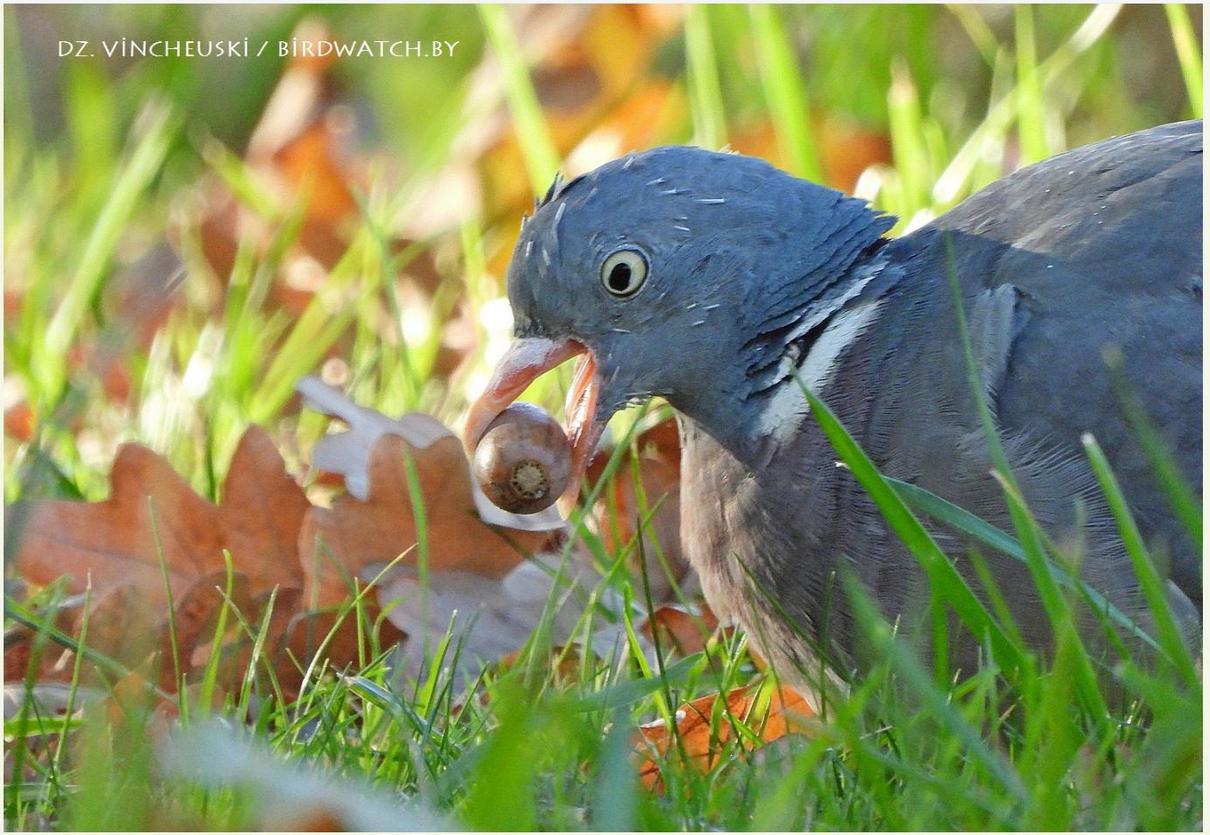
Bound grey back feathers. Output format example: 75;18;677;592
504;123;1202;688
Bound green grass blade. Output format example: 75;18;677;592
889;478;1022;558
1021;624;1084;829
1081;434;1199;687
749;5;823;182
933;5;1120;206
1164;3;1203;119
888;476;1160;652
150;500;184;695
571;654;701;713
249;295;359;423
947;5;1001;67
197;551;238;716
842;571;1029;804
65;61;118;194
684;5;727;150
35;103;177;404
478;4;560;195
987;469;1110;719
201;137;284;220
888;58;930;216
1014;5;1049;164
941;234;1108;719
4;597;172;700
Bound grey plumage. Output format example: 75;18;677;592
469;122;1202;692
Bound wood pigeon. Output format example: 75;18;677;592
464;121;1202;688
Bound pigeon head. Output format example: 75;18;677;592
464;146;893;496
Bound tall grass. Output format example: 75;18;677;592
1165;3;1204;119
748;5;823;182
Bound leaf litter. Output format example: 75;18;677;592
6;374;797;789
2;8;836;795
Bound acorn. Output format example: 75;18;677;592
472;402;572;514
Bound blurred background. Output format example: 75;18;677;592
3;4;1202;502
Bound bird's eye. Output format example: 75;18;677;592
600;248;649;297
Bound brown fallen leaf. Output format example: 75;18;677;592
3;634;70;686
379;550;631;688
200;586;305;698
7;386;581;701
640;604;719;657
300;433;556;606
155;570;254;690
10;572;256;694
274;606;407;701
6;428;318;698
588;416;692;602
7;427;309;607
298;376;564;607
635;684;815;791
4;597;82;685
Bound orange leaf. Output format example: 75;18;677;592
297;377;564;607
819;117;892;194
299;433;552;607
4;400;34;442
640;604;719;657
635;685;815;791
7;427;309;607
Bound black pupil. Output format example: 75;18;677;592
608;262;633;293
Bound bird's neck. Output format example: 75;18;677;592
670;252;898;473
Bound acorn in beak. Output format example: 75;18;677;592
464;337;604;503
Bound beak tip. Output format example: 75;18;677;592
463;334;587;461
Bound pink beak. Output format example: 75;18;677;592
463;337;605;503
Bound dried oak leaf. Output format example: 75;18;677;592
270;604;406;701
298;377;565;607
4;598;81;685
300;433;557;607
6;427;309;607
639;604;719;657
379;552;624;687
635;684;815;791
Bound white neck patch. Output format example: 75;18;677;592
754;296;886;445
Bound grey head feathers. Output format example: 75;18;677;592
506;146;896;441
